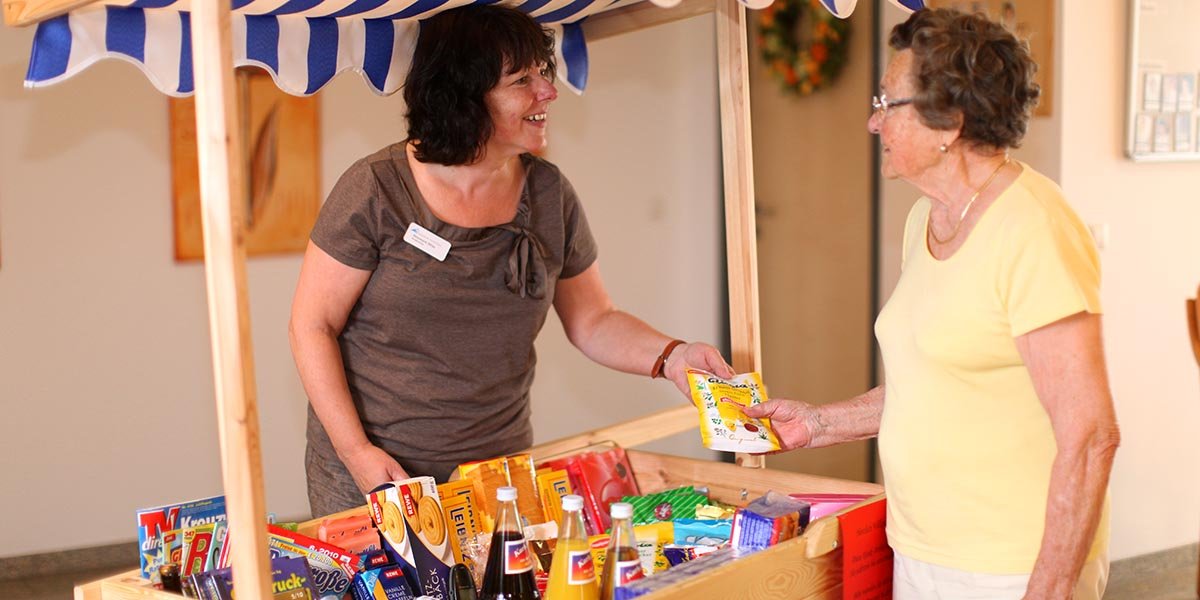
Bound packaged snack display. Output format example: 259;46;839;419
671;519;731;547
457;454;546;531
631;523;673;575
351;565;416;600
729;491;810;549
545;495;598;600
620;487;708;526
441;486;483;572
316;512;381;556
366;477;455;600
135;494;226;579
685;370;781;453
479;486;540;600
540;445;640;535
536;469;573;528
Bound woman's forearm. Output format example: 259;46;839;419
808;385;885;448
1024;426;1119;598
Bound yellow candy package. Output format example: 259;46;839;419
686;369;781;453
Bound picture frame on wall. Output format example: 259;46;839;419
1125;0;1200;161
170;68;321;261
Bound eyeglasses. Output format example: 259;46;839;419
871;94;913;117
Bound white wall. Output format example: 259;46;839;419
0;14;719;558
1059;0;1200;560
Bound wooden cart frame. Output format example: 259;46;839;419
4;0;883;597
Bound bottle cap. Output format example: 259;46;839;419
561;495;584;511
496;486;517;502
610;502;633;519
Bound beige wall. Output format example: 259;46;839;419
1059;0;1200;560
749;2;875;481
0;15;720;558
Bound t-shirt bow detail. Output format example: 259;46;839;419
496;223;548;299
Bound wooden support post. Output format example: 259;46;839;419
190;0;272;597
715;0;763;469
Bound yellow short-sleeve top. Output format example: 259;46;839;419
874;162;1107;573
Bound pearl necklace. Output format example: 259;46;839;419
929;157;1011;245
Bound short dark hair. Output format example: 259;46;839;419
403;5;557;165
889;8;1040;150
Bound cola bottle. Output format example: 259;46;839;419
480;486;541;600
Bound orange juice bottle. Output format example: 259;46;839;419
597;502;643;600
545;495;598;600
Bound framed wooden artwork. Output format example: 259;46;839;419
926;0;1054;117
170;68;320;260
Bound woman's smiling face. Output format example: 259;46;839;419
483;62;559;158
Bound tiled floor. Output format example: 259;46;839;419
2;556;1195;599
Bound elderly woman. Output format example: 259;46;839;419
289;4;733;517
745;9;1119;599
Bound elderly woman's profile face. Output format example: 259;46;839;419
868;50;947;183
483;61;559;158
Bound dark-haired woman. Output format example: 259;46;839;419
745;9;1117;599
289;4;733;517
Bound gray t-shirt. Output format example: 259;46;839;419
307;142;598;472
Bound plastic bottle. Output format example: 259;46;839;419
480;486;541;600
597;502;644;600
544;495;598;600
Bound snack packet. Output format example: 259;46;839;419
686;369;781;453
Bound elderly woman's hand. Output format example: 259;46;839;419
662;342;735;397
742;399;821;451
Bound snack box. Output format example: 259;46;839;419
367;476;455;599
729;492;810;549
352;565;416;600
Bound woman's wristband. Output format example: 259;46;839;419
650;339;686;379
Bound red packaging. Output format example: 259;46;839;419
540;446;640;535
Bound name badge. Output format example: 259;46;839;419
403;222;451;261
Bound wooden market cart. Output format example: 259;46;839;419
2;0;890;597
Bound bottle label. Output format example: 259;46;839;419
504;539;534;574
567;550;596;585
614;559;645;586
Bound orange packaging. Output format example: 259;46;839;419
456;454;547;530
506;454;545;525
455;457;510;532
440;492;481;571
537;469;573;528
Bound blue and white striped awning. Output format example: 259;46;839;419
23;0;922;97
